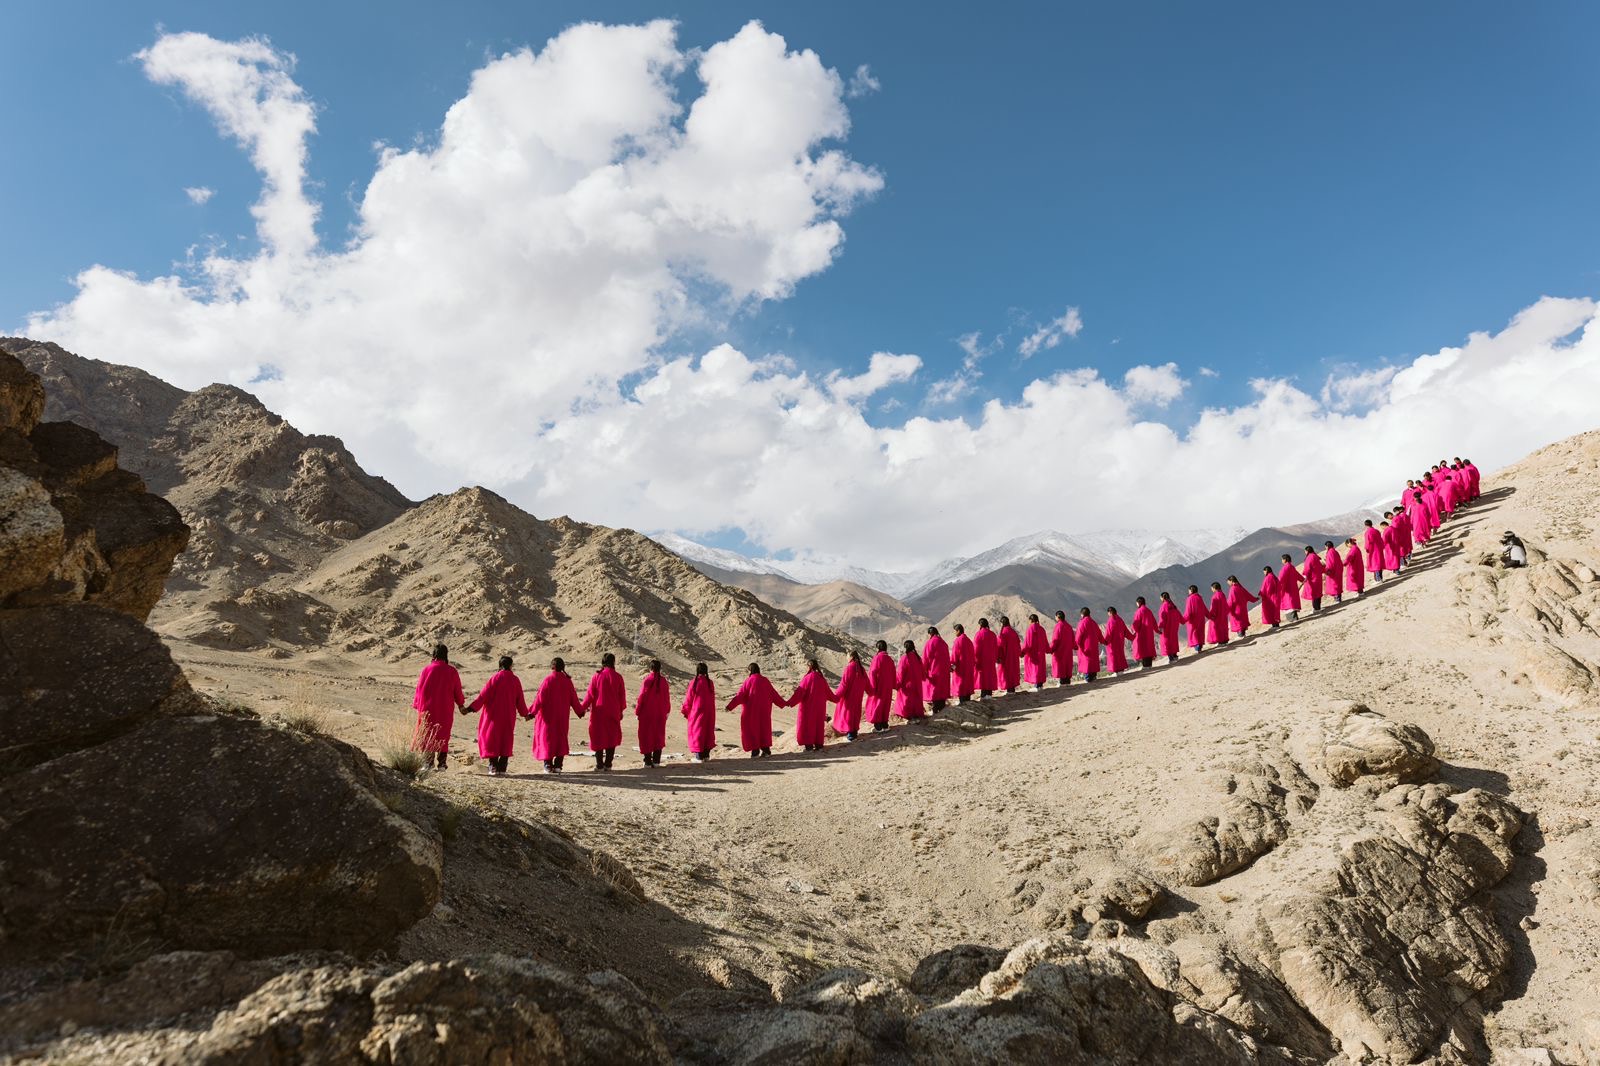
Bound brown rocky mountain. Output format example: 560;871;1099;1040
691;560;930;638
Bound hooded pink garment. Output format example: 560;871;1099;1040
1344;544;1365;592
1227;583;1258;634
580;666;627;751
1394;510;1414;557
1102;612;1132;672
634;671;671;753
680;674;717;754
787;670;834;747
864;651;897;725
1303;550;1325;600
973;626;1000;690
1408;495;1431;544
1362;527;1385;574
531;669;582;760
921;634;952;702
950;633;978;697
1049;619;1075;679
1258;572;1282;625
1277;561;1303;611
1209;590;1232;642
1323;545;1344;595
1074;616;1104;675
1155;599;1182;657
1420;487;1441;532
1466;462;1481;497
832;659;868;734
469;668;525;759
728;672;783;751
412;660;465;753
1381;525;1401;572
997;624;1023;690
1130;605;1158;660
895;652;927;719
1021;622;1050;684
1438;477;1457;516
1182;592;1207;648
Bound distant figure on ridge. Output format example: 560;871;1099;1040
1322;540;1344;603
1226;575;1257;636
1343;537;1366;595
1129;596;1158;669
531;657;582;775
1074;607;1104;681
865;640;897;730
895;640;927;719
1257;566;1282;629
997;617;1022;695
1302;545;1325;612
1049;610;1075;685
1183;585;1208;652
1277;554;1303;622
681;662;717;762
922;627;951;710
1102;606;1132;674
973;618;1000;697
1207;582;1231;645
1021;614;1050;689
1156;592;1181;663
833;649;868;740
1363;519;1386;582
634;659;671;767
411;643;465;771
728;662;782;758
787;659;836;751
950;624;978;702
467;654;525;776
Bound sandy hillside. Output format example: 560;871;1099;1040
689;561;930;638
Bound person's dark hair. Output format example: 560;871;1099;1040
498;654;513;670
876;639;889;651
927;626;939;636
999;615;1011;627
1305;545;1315;554
1227;575;1239;583
1135;596;1146;606
1281;554;1292;563
1263;565;1272;574
1364;519;1374;527
1028;613;1039;623
953;624;965;634
1160;592;1172;601
978;617;990;628
649;658;661;673
748;662;761;674
601;652;615;669
1211;581;1223;590
1079;607;1091;617
432;643;449;661
807;658;820;672
902;640;917;655
1106;606;1119;615
695;662;709;676
1188;584;1199;593
849;649;861;663
1055;610;1066;620
552;657;565;672
1324;540;1334;549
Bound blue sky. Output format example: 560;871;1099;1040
5;3;1599;567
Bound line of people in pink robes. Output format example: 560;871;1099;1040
409;457;1480;776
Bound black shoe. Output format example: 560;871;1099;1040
847;732;858;740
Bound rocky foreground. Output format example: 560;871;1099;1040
3;349;1598;1063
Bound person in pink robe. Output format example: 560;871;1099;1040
1393;508;1414;564
1208;582;1231;644
634;659;671;767
832;651;868;740
786;660;835;752
973;619;1000;696
1407;491;1431;546
580;653;627;772
1156;593;1182;663
864;641;897;730
997;618;1023;694
1362;520;1386;581
1302;546;1325;612
1049;611;1075;684
1343;539;1365;594
1380;520;1402;575
1322;541;1344;602
531;657;583;774
1226;576;1257;635
1102;608;1132;674
1129;598;1158;668
1021;614;1050;688
1182;586;1208;651
1277;555;1304;622
895;641;927;720
1074;608;1104;680
466;654;525;776
921;628;952;709
1257;567;1282;628
680;662;717;761
1437;475;1457;518
1464;459;1482;498
728;662;783;757
949;625;978;702
412;643;465;769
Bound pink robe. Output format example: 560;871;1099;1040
1393;511;1413;558
921;635;952;702
1208;591;1231;643
1102;613;1132;672
1049;620;1075;679
469;669;525;759
1130;605;1158;660
634;671;671;752
832;660;868;734
950;634;978;696
531;670;582;760
1183;593;1208;648
997;625;1023;690
1227;585;1257;634
1344;544;1365;592
580;666;626;751
1258;573;1282;626
973;627;1000;690
1466;463;1481;498
1438;478;1456;516
787;671;834;747
1074;617;1104;675
865;651;897;725
1323;546;1344;595
1303;551;1325;600
680;675;717;754
1021;623;1050;684
1277;562;1303;611
412;661;464;753
728;673;783;751
1381;526;1401;572
1156;600;1181;657
1408;497;1431;544
895;653;927;719
1363;527;1385;574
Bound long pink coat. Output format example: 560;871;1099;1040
1258;573;1282;625
1102;613;1132;672
681;675;717;754
973;627;1000;690
787;671;834;747
1408;496;1431;544
1074;617;1104;674
470;669;525;759
997;625;1023;690
1049;620;1075;680
1323;546;1344;595
1344;544;1365;592
895;653;926;718
921;635;951;702
1021;623;1050;684
531;670;582;760
1156;600;1181;657
865;651;897;725
634;671;671;752
1392;510;1413;557
1183;593;1208;649
728;673;782;751
412;661;464;753
1209;590;1231;643
1466;462;1481;497
1363;527;1385;574
832;659;868;734
1277;562;1303;611
1130;605;1158;660
950;634;978;697
1227;584;1257;634
1303;550;1325;599
1384;525;1404;571
581;667;626;751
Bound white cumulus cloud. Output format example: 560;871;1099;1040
1018;306;1084;358
183;185;215;204
1122;362;1186;406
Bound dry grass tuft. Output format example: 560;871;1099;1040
378;717;427;779
281;680;331;736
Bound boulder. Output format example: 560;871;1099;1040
0;467;63;602
178;964;380;1066
1313;703;1438;787
0;349;44;434
909;944;1007;1001
1140;761;1315;887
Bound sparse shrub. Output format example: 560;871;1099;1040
377;790;411;816
281;681;331;736
438;802;466;842
378;718;426;779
